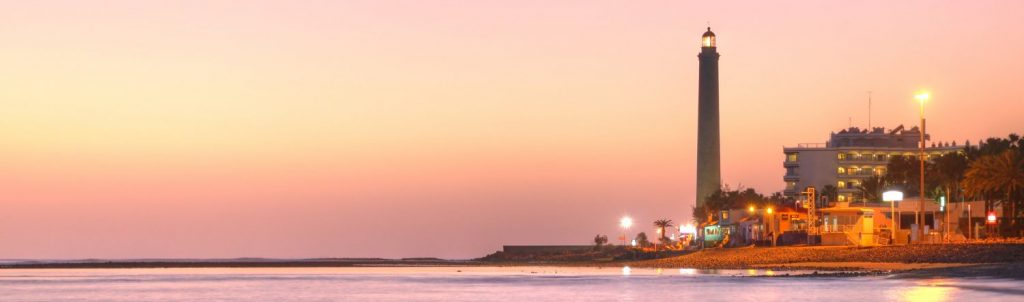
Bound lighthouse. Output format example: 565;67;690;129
695;27;721;207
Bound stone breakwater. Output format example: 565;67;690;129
634;243;1024;269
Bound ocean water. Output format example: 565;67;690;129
0;266;1021;301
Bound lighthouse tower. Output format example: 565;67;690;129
695;27;721;208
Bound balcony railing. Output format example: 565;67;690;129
838;156;887;162
838;170;881;177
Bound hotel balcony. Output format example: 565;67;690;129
837;170;882;179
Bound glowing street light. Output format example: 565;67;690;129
748;205;755;213
620;216;633;246
915;92;930;104
987;212;997;225
620;216;633;229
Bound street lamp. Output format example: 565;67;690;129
620;216;633;246
766;208;775;246
915;91;929;243
883;190;904;244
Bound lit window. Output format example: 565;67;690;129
837;181;846;188
838;195;847;202
838;153;847;160
837;167;846;174
786;153;798;162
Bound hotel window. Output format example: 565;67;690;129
837;167;846;174
786;153;798;162
837;180;846;188
837;153;847;160
838;195;847;202
875;154;887;161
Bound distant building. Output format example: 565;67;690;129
782;125;963;201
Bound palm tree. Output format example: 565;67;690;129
653;219;674;241
963;150;1024;233
931;152;969;216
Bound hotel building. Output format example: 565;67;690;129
782;125;963;202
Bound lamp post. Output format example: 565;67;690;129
767;207;775;247
620;216;633;246
915;91;929;243
883;190;904;245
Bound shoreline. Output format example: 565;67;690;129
4;259;1024;279
5;243;1024;279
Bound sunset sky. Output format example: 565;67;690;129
2;1;1022;259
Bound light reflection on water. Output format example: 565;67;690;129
902;280;954;302
0;267;1020;302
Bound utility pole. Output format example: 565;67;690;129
802;187;816;245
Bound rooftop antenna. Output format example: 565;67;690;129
849;116;852;128
867;91;872;129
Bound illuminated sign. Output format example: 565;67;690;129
882;191;903;202
987;212;998;225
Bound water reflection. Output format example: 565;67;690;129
903;280;954;302
621;266;631;276
679;268;697;275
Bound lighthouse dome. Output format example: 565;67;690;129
701;27;716;48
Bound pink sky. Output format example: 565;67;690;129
1;1;1022;259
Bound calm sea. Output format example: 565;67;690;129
0;266;1021;301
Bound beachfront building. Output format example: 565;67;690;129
703;206;808;247
817;199;996;246
782;125;963;202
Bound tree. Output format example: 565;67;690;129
930;152;969;208
692;205;708;224
653;219;674;241
593;234;608;250
857;176;886;204
693;187;786;224
821;185;838;203
634;232;651;248
963;149;1024;234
